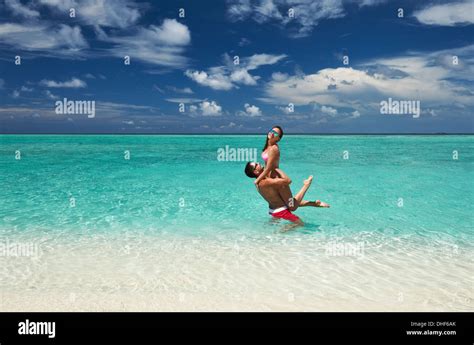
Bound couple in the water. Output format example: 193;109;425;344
245;125;329;226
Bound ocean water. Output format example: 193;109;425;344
1;135;473;311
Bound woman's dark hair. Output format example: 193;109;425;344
262;125;284;152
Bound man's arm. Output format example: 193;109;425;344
258;174;291;188
274;168;290;181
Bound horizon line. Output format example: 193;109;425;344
0;133;473;136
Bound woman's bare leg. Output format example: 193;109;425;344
299;200;330;208
278;176;313;211
278;175;330;209
293;176;313;204
294;177;330;207
278;184;296;208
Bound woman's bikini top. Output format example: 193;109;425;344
262;145;278;162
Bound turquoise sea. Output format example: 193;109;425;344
1;135;473;311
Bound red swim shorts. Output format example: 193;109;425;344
269;207;301;223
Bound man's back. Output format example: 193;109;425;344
257;181;287;210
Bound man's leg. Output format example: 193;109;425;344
281;220;304;232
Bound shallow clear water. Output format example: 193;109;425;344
1;135;473;311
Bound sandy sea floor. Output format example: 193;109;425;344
1;232;472;312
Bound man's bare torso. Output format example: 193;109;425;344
257;171;288;209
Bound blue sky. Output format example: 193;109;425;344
0;0;473;133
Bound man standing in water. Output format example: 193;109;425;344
244;162;329;226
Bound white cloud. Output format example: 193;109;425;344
150;18;191;45
10;86;33;98
44;90;59;99
40;78;87;88
39;0;141;29
0;0;148;62
0;23;88;51
277;105;293;114
0;102;160;123
167;86;194;94
165;97;203;103
220;121;242;130
272;72;289;81
103;19;191;67
359;0;388;7
230;69;259;85
199;101;222;116
321;105;337;116
238;103;262;116
0;3;188;66
153;84;165;93
96;101;159;115
263;45;474;110
5;0;40;18
185;70;234;90
228;0;389;37
413;1;474;26
351;110;361;118
228;0;345;37
185;53;286;90
245;53;287;70
238;37;251;46
254;0;283;22
228;0;252;20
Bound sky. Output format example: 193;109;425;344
0;0;473;134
